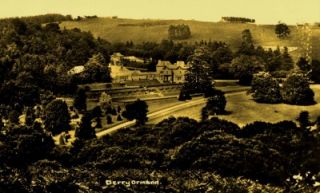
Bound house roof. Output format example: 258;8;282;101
157;60;189;70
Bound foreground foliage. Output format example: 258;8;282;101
0;116;319;192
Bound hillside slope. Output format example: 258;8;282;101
60;17;320;60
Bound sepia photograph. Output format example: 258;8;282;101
0;0;320;192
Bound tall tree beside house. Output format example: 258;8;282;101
184;46;213;94
44;99;71;135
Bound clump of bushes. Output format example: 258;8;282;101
251;72;282;103
251;71;315;105
281;72;315;105
203;89;227;115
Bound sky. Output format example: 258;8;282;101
1;0;319;24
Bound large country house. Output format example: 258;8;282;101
109;53;190;84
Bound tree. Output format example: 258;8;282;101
230;55;265;85
11;18;28;35
168;24;191;40
204;89;226;115
117;105;121;113
178;86;192;101
266;47;282;72
122;99;148;125
297;57;311;72
106;115;113;124
184;46;213;93
209;45;233;78
315;116;320;131
95;117;102;128
280;47;294;71
44;23;60;32
8;110;20;124
117;114;123;121
311;59;320;83
0;72;40;108
75;113;96;140
275;22;290;38
73;88;87;112
0;125;54;167
237;29;255;56
91;106;102;118
242;29;253;45
44;99;71;135
281;72;315;105
297;111;311;129
201;107;209;121
25;107;35;126
80;53;111;83
251;72;282;103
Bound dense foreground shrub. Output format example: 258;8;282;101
1;117;319;192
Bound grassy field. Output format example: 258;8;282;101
60;17;320;60
150;85;320;127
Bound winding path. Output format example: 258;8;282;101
96;88;248;138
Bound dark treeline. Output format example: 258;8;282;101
221;16;255;23
0;17;112;113
0;116;319;192
5;14;73;24
75;15;99;21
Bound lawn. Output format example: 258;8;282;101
150;85;320;127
